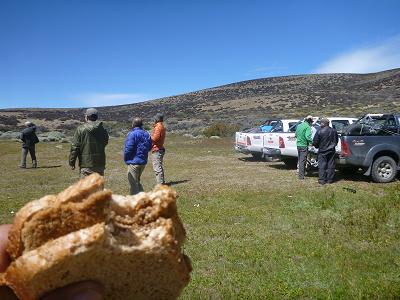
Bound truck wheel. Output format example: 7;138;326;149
306;157;318;170
251;152;263;160
371;156;397;183
282;158;297;169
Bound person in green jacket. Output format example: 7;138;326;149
69;108;109;178
295;115;313;179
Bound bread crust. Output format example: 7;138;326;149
7;195;56;261
1;176;191;300
7;174;105;259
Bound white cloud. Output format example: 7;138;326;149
314;35;400;74
75;93;152;107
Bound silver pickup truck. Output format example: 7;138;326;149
338;113;400;183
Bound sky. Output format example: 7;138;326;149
0;0;399;109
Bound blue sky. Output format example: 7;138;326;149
0;0;399;109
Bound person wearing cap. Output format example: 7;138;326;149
312;118;339;184
151;113;166;185
124;117;152;195
19;121;39;168
69;108;109;178
295;115;314;179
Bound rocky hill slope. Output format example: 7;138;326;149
1;68;399;134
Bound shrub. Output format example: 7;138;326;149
0;115;19;126
203;123;240;137
38;131;66;142
57;123;80;131
0;131;21;140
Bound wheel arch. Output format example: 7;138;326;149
372;150;399;165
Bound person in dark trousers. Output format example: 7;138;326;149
313;118;339;184
124;117;152;195
69;108;109;178
295;115;313;179
151;113;166;185
19;121;39;168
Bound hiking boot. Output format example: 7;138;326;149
32;160;37;168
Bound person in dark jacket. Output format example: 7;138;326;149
124;117;152;195
313;118;339;184
19;121;39;168
69;108;109;178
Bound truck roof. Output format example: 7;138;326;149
362;113;400;117
280;119;300;122
297;117;357;123
324;117;358;121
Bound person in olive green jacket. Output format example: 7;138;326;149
69;108;109;178
295;115;313;180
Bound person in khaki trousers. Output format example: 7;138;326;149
151;113;166;185
123;118;152;195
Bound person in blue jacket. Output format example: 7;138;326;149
124;117;152;195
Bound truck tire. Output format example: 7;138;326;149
282;157;297;169
371;156;397;183
251;152;263;160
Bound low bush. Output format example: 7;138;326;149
0;115;19;126
0;131;21;140
203;122;240;137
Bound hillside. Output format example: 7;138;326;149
1;68;399;134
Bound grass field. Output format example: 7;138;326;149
1;135;400;299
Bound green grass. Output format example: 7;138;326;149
1;136;400;299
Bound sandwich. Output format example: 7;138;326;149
0;174;191;300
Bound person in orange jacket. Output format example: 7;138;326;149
151;113;166;185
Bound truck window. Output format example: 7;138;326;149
331;120;350;132
382;116;398;135
271;121;283;132
386;116;396;126
289;121;301;132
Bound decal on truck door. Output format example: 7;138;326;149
352;139;365;146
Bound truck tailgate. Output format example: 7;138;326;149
279;133;298;157
235;132;247;146
263;132;278;148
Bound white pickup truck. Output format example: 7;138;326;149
263;117;358;166
234;119;299;159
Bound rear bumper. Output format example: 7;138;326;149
235;145;251;154
337;156;372;175
263;147;281;157
337;156;365;166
